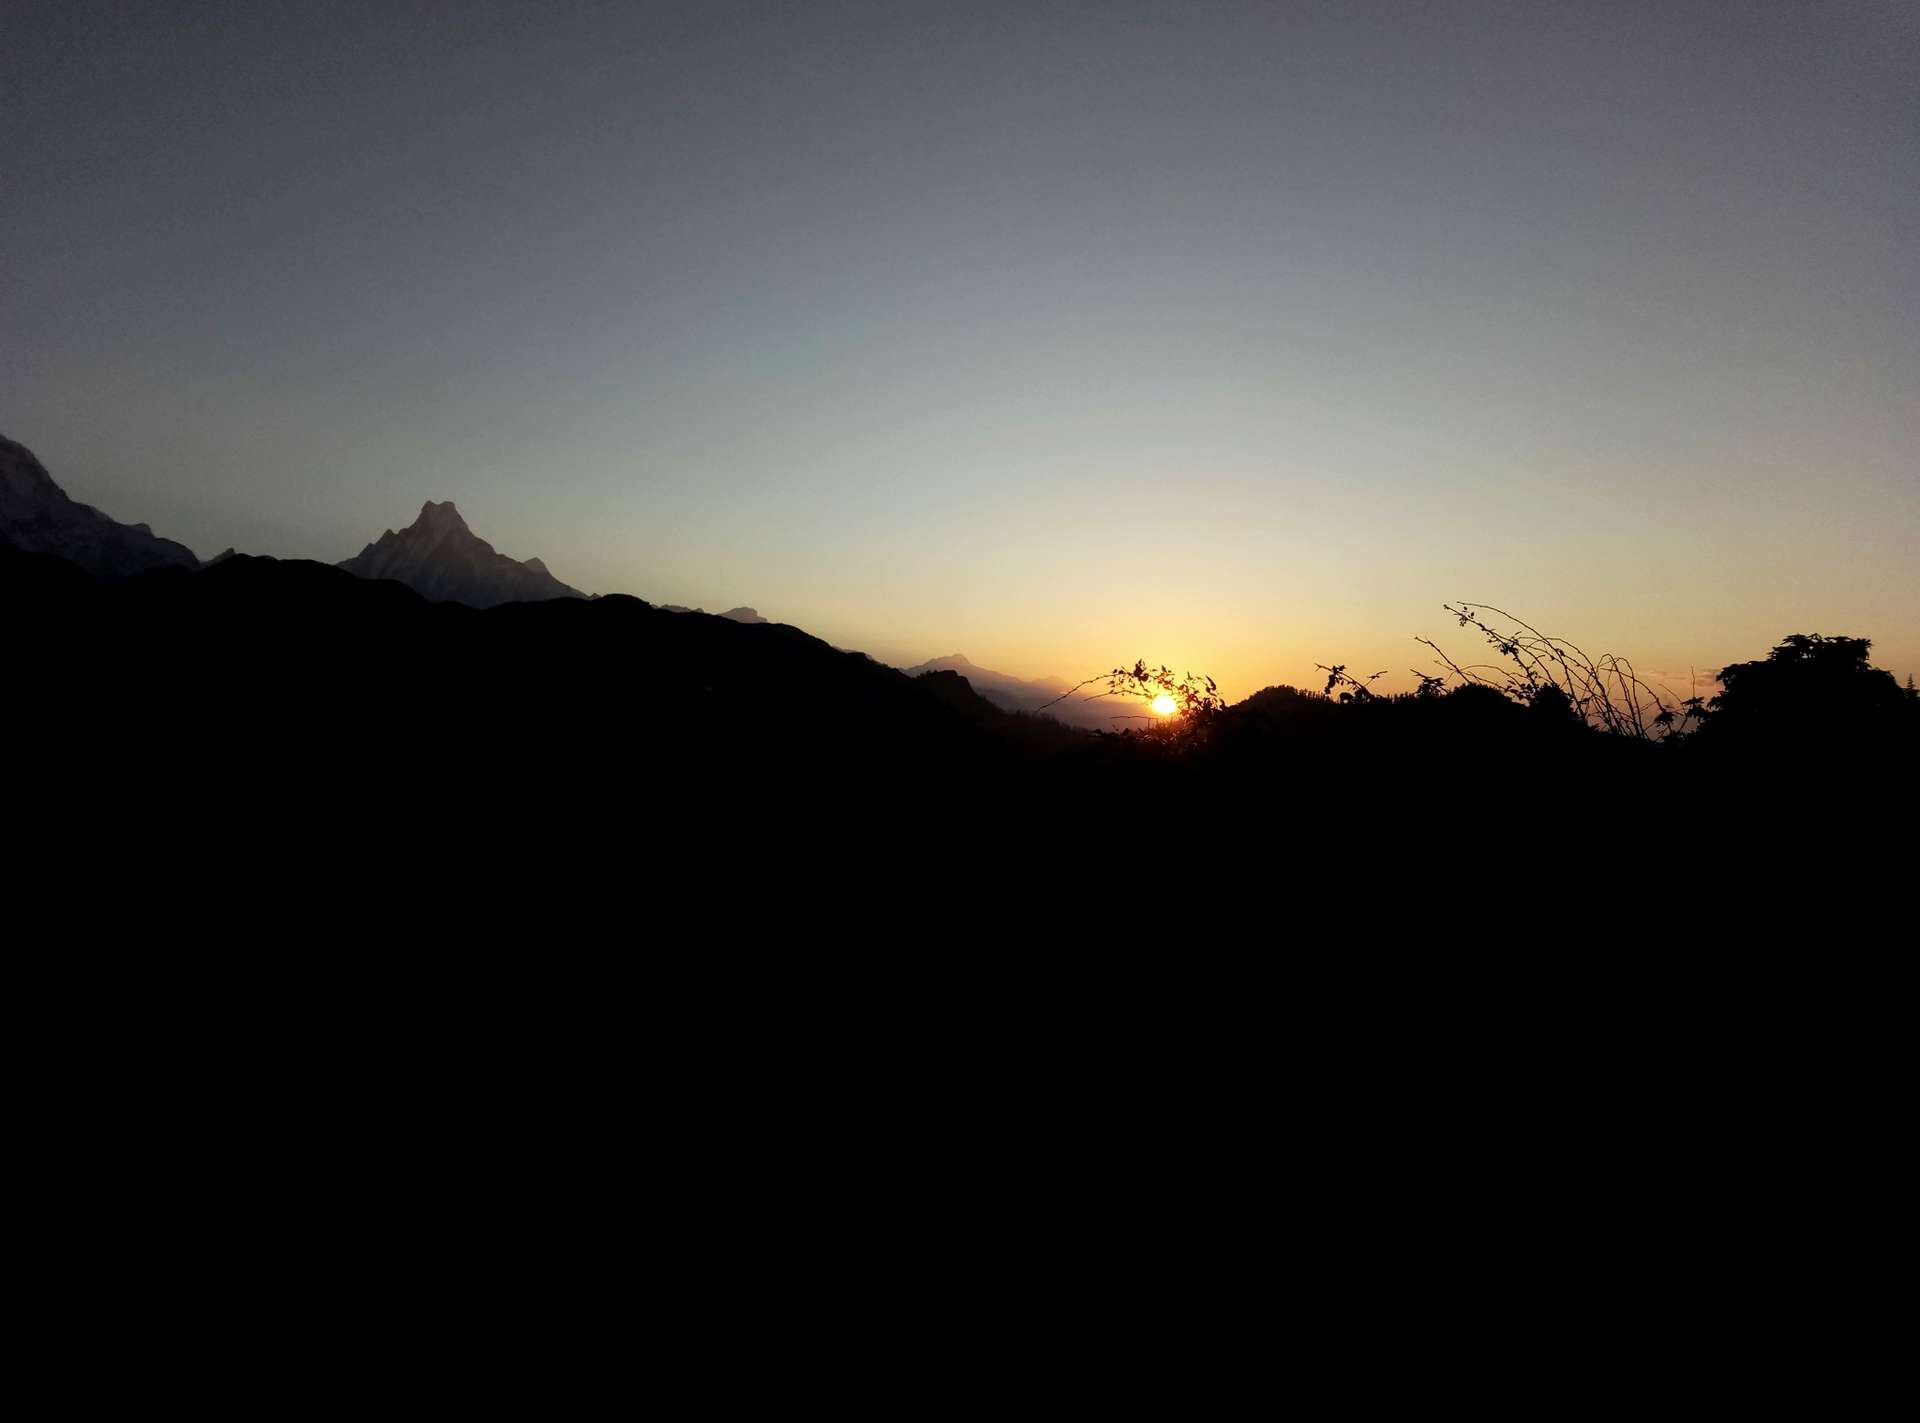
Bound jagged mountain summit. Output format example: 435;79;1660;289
0;434;199;578
337;499;584;607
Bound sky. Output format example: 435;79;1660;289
4;0;1915;695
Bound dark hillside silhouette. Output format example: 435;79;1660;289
4;541;1086;845
10;532;1910;819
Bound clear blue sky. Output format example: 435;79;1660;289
5;1;1914;691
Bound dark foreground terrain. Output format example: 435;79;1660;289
9;539;1911;933
8;539;1907;1352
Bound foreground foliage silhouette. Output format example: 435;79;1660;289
1409;603;1705;740
1037;661;1228;738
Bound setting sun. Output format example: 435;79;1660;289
1151;694;1178;718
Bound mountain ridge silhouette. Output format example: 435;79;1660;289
337;498;585;607
0;434;200;578
899;653;1111;730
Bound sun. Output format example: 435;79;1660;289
1151;694;1178;718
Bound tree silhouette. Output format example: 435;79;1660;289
1701;634;1910;749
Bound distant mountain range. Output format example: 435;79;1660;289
898;653;1126;731
0;435;199;579
338;499;584;607
1;441;1111;740
661;603;769;623
0;434;595;611
0;433;806;626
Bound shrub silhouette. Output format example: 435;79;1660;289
1039;660;1226;739
1698;634;1911;752
1414;603;1701;740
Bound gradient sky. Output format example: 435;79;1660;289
5;0;1915;695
